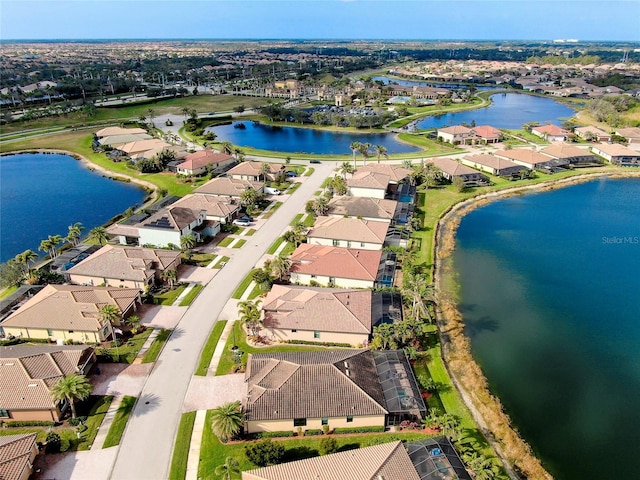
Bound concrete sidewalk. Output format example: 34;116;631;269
185;410;206;480
91;395;124;450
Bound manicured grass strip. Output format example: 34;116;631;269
102;396;137;448
102;329;153;364
217;237;234;248
232;239;246;249
154;284;188;305
213;256;230;269
247;283;264;300
304;167;315;176
195;320;227;376
142;329;172;363
303;214;316;227
285;182;301;194
187;252;217;267
244;228;256;236
169;411;197;480
280;241;296;256
289;213;303;226
231;269;260;299
266;237;285;255
262;201;283;219
179;284;204;306
0;285;18;299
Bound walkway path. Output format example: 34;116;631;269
185;410;206;480
92;395;124;450
110;161;334;480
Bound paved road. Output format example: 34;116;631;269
109;161;334;480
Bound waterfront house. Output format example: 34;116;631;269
615;127;640;144
540;144;598;165
0;285;140;343
243;349;425;434
574;125;612;142
356;164;413;184
307;216;389;251
0;433;38;480
347;171;391;199
67;245;181;289
170;194;239;224
0;345;95;422
115;138;173;160
461;154;524;177
226;161;284;182
175;150;235;176
289;244;382;289
95;126;147;139
495;148;564;170
194;177;264;200
262;285;373;346
590;143;640;166
531;124;571;142
437;125;474;145
472;125;502;143
427;157;489;185
327;196;399;223
137;207;213;247
97;133;153;148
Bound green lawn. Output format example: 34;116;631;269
503;129;551;145
261;201;283;219
285;182;301;194
154;284;188;306
0;286;18;299
289;213;303;226
101;328;153;364
397;134;464;157
102;396;137;448
304;167;315;177
217;237;234;248
169;411;197;480
142;328;172;363
179;284;204;306
231;269;260;299
244;228;256;236
195;320;228;376
266;237;285;255
247;283;265;300
302;214;316;227
232;239;247;249
186;252;218;267
213;256;230;269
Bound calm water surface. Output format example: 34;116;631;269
416;93;576;130
209;121;421;155
372;75;498;91
0;153;146;262
453;178;640;479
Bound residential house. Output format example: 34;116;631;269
540;144;598;165
356;164;412;184
97;133;153;148
67;245;181;289
0;433;38;480
0;285;140;343
427;157;489;185
115;138;173;160
327;197;399;223
591;143;640;166
574;125;612;142
0;345;95;421
495;149;566;170
137;207;214;247
616;127;640;144
226;161;284;181
175;151;235;176
243;437;472;480
436;125;474;145
531;124;571;142
194;177;264;200
262;285;373;346
472;125;502;143
243;349;425;434
307;216;389;251
171;194;239;224
461;154;524;177
95;126;147;139
289;244;382;289
347;171;391;199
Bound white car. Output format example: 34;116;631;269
264;187;281;195
233;218;251;226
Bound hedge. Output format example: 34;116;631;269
4;420;56;427
246;430;295;439
303;429;324;436
286;340;353;348
332;426;386;434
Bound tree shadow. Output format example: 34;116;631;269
282;446;319;462
336;442;361;453
464;316;500;338
131;393;161;417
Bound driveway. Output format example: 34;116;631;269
34;448;118;480
182;374;246;412
178;264;217;284
90;363;153;397
137;304;185;329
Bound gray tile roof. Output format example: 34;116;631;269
327;197;398;221
245;350;387;422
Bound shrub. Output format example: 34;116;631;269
319;437;338;455
68;416;87;426
304;429;323;436
333;426;385;434
246;430;295;439
6;420;56;428
245;439;285;467
45;432;61;453
286;340;352;348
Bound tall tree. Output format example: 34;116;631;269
50;373;93;419
339;161;355;179
180;234;197;261
358;142;371;166
215;457;240;480
311;196;329;217
259;162;272;181
66;222;85;247
269;254;292;282
238;299;263;339
374;145;388;163
210;401;244;443
89;227;109;246
162;269;178;289
349;141;361;168
99;304;121;327
15;250;38;276
402;272;435;323
240;188;259;208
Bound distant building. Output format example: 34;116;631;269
531;124;571;142
461;154;524;177
427;157;489;185
591;143;640;166
175;151;235;176
616;127;640;144
540;144;597;165
307;216;389;251
495;149;566;170
574;126;611;142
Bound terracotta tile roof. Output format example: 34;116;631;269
591;143;640;157
574;126;610;137
243;441;420;480
463;154;520;170
0;285;139;332
531;124;570;136
308;217;389;244
616;127;640;138
290;245;381;281
67;245;180;283
117;138;171;155
195;177;264;197
495;149;552;166
347;171;391;190
427;157;480;176
227;161;282;176
95;126;147;138
540;144;594;159
0;346;94;412
171;194;239;219
0;433;37;480
263;285;372;334
177;151;234;170
437;125;472;135
472;125;501;139
97;133;152;147
356;164;412;182
245;350;387;422
327;197;398;220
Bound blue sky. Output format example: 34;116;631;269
1;0;638;42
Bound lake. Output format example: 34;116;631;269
0;153;146;263
415;93;576;130
209;121;421;155
453;178;640;479
372;75;498;91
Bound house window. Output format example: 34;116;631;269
0;409;9;418
346;416;354;423
68;330;74;334
321;417;328;425
310;274;317;279
332;239;339;246
346;241;352;248
314;331;320;339
293;418;307;427
47;329;54;336
291;329;297;333
361;242;366;247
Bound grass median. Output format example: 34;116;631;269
195;320;228;376
103;396;137;448
169;411;197;480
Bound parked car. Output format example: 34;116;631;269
233;218;251;226
310;160;321;164
240;214;254;222
264;187;281;195
285;171;298;178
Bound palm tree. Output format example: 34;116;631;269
220;141;233;155
15;250;38;276
147;108;156;127
215;456;240;480
312;196;329;217
402;273;434;323
38;235;62;258
349;141;361;168
181;107;190;120
339;161;355;179
66;222;85;247
99;304;121;327
89;227;109;246
50;373;93;419
270;254;292;282
210;401;244;443
162;269;178;289
358;142;371;166
238;300;263;339
180;234;197;260
240;188;259;208
374;145;388;163
259;162;272;181
331;175;348;196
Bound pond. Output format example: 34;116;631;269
208;121;421;155
415;93;576;130
0;152;147;263
372;75;499;91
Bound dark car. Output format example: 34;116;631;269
240;215;254;222
309;160;321;164
285;171;298;177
